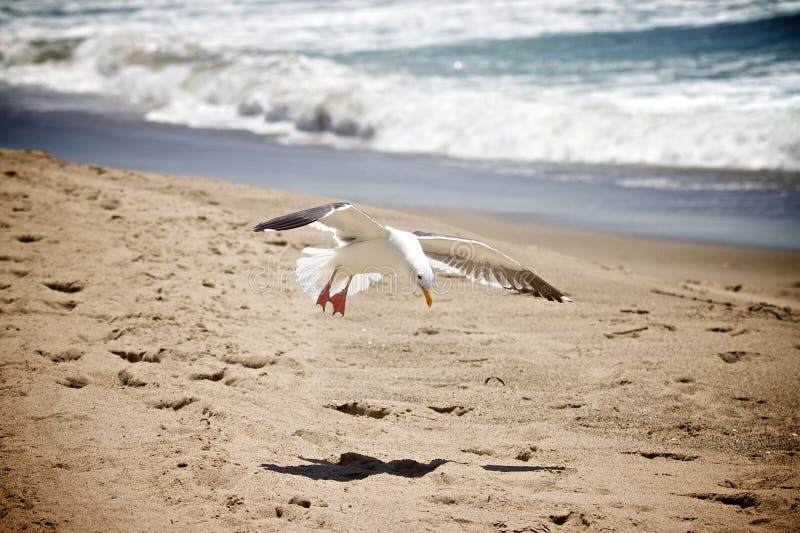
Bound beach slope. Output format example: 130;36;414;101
0;148;798;531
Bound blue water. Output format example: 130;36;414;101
1;0;799;170
342;13;800;82
1;1;799;248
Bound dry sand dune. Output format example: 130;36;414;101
1;148;798;531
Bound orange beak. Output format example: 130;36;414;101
421;286;432;308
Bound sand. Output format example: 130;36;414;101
1;147;798;531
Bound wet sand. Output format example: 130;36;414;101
1;148;798;531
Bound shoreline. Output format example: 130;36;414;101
418;209;800;300
2;86;800;250
1;148;799;530
4;82;800;182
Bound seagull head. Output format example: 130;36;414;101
413;262;434;308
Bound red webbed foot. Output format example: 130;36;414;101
315;268;338;312
316;286;332;312
329;276;353;316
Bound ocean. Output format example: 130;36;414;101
3;0;800;171
1;1;799;248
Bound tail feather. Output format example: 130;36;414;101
348;273;381;295
296;247;335;299
295;248;381;300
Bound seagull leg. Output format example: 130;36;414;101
316;268;338;312
329;275;353;316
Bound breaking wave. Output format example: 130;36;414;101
1;1;798;171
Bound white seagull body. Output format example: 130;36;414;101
253;203;569;316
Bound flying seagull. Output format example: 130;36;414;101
253;202;569;316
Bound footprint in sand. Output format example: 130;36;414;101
620;308;649;315
515;446;538;462
428;404;473;416
677;421;703;436
718;351;760;364
15;234;43;243
549;511;592;527
118;369;147;387
225;495;244;510
43;281;84;294
36;348;83;363
57;375;89;389
484;376;506;387
684;492;758;509
747;303;796;321
288;496;311;508
461;447;495;457
223;353;300;370
550;402;584;410
329;401;392;419
44;299;78;311
605;326;648;339
189;368;226;382
110;349;164;363
222;353;269;369
150;397;196;411
104;328;132;341
426;494;459;505
732;396;766;404
708;326;733;333
99;197;121;211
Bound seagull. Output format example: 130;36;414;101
253;202;569;316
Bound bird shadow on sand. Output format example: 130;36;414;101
259;452;446;481
259;452;567;482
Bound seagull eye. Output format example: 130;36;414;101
417;274;422;280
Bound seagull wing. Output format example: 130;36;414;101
413;231;569;302
253;203;388;244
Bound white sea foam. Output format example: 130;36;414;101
1;0;799;172
615;178;780;192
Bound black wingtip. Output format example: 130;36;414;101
251;202;348;234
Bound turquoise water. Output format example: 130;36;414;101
1;0;799;171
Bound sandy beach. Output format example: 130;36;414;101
1;147;799;531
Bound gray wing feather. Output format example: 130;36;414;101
253;203;345;232
254;203;387;244
414;231;570;302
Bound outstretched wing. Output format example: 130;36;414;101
253;203;388;245
413;231;569;302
